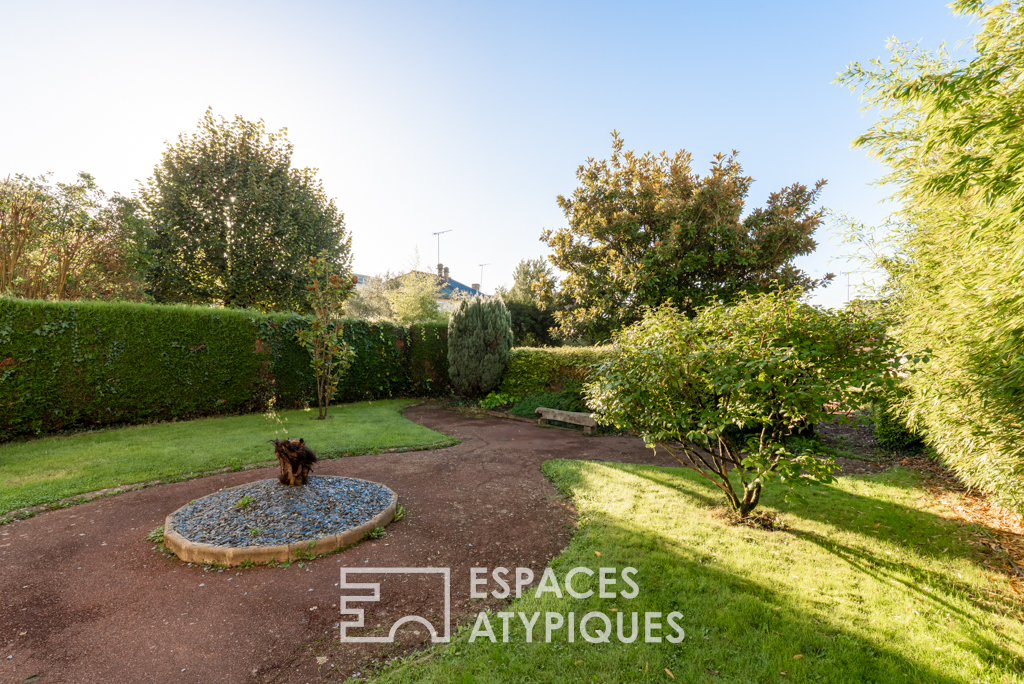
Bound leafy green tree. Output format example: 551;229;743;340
0;173;149;301
295;251;356;419
142;109;350;311
837;0;1024;514
542;132;831;342
0;176;47;296
386;270;446;325
503;257;558;309
448;296;513;397
343;272;396;321
586;290;900;516
506;301;557;347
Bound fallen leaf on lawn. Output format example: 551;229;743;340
595;551;601;557
793;654;804;660
574;660;582;665
665;668;674;679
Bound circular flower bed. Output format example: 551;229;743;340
163;475;397;566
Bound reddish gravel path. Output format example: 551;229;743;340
1;405;680;684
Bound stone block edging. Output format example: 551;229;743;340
163;476;398;567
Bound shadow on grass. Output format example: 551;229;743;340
378;460;1024;683
626;463;1022;625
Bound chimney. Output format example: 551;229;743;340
443;266;450;281
471;283;480;291
437;263;443;277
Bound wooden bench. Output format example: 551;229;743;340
535;407;598;435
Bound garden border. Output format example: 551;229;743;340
163;476;398;566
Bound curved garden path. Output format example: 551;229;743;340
1;404;684;684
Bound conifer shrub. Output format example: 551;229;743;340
447;296;513;397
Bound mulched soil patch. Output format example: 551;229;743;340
896;454;1024;586
2;403;1017;683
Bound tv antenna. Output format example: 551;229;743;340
432;230;452;266
478;263;490;291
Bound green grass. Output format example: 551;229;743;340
374;461;1024;683
0;399;453;515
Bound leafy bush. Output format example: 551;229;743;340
498;346;611;399
871;393;921;450
0;298;448;440
479;392;514;409
447;296;513;397
586;291;900;516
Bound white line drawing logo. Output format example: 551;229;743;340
338;567;451;643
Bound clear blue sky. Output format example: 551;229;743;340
2;1;977;307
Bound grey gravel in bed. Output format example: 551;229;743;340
170;476;392;548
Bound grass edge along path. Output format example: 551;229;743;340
0;399;456;519
371;461;1024;684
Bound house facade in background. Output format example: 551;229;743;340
352;263;485;313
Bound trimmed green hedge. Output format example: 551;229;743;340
0;298;449;440
407;323;450;396
871;393;922;450
498;346;612;399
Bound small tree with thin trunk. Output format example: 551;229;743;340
296;251;356;419
586;289;900;516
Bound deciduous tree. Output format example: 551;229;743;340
142;109;350;311
542;132;831;342
503;257;558;309
296;251;356;420
0;173;148;301
586;290;899;516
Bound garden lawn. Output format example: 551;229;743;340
375;461;1024;684
0;399;453;514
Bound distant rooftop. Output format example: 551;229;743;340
351;271;484;299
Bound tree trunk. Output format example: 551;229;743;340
271;438;318;485
737;483;762;517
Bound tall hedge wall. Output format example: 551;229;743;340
0;298;448;440
407;323;450;396
498;346;612;399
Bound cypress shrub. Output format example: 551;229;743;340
447;296;513;397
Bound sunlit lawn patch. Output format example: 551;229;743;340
376;461;1024;683
0;399;452;514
